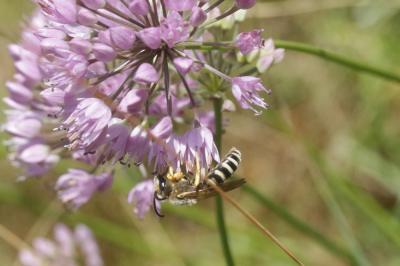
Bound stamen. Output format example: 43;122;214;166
166;51;197;107
104;3;146;28
151;0;160;26
159;0;167;17
162;51;172;116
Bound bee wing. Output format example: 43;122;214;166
177;178;246;200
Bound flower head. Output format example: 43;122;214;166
4;0;284;214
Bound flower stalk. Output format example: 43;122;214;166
274;40;400;83
213;97;235;266
180;40;400;83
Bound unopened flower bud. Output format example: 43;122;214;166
235;0;256;9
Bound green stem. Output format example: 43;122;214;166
213;97;235;266
274;40;400;83
242;185;358;265
179;40;400;83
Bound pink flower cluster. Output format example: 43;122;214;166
19;224;103;266
4;0;283;218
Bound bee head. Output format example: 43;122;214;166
154;174;172;201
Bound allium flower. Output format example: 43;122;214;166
257;39;285;72
236;29;263;55
61;98;112;150
197;111;216;133
235;0;257;9
11;140;60;179
19;223;103;266
165;0;197;11
161;12;190;48
231;76;271;115
4;0;283;214
128;179;158;219
75;224;104;266
96;118;130;164
181;122;220;174
190;7;207;26
55;169;113;209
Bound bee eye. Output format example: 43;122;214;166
157;175;167;191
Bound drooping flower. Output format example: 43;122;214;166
74;224;104;266
160;11;190;48
173;57;194;75
133;63;159;84
181;122;220;174
36;0;78;24
197;111;216;133
19;223;103;266
12;140;59;179
231;76;271;115
257;39;285;72
118;89;148;114
96;118;130;165
128;179;158;219
235;29;263;55
137;27;162;49
55;169;113;209
61;98;112;150
147;117;174;172
190;7;207;27
128;0;149;16
164;0;197;11
235;0;257;9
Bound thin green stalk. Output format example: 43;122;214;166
179;40;400;83
213;97;235;266
274;40;400;83
242;185;358;265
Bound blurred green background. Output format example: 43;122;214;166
1;0;400;265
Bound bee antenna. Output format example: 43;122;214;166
153;192;165;218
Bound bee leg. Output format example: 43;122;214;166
153;192;164;218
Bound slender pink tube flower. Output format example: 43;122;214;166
235;0;257;9
55;169;113;209
128;179;159;219
235;29;263;55
231;76;271;115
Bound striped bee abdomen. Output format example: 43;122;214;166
208;148;241;184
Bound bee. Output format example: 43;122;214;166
153;148;245;216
